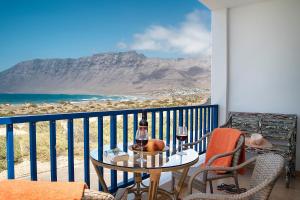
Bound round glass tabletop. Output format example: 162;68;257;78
90;148;199;172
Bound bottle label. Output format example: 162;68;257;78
139;126;148;131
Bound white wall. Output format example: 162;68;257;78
226;0;300;169
211;8;229;125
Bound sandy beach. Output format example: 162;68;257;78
0;90;210;117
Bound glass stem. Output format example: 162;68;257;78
180;141;183;153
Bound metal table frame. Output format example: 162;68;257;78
90;150;199;200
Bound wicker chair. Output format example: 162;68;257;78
172;130;245;193
82;188;128;200
184;153;285;200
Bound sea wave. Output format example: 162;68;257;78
0;93;139;105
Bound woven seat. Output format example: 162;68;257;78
82;188;127;200
184;153;285;200
173;154;235;180
173;154;232;191
172;130;245;193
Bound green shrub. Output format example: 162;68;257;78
0;136;22;172
17;122;69;162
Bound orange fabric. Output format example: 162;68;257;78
202;128;245;174
0;180;87;200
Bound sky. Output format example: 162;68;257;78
0;0;211;71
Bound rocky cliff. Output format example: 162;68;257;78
0;51;210;95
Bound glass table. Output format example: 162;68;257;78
90;148;199;200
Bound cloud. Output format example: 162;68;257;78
118;10;211;56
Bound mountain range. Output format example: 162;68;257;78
0;51;210;96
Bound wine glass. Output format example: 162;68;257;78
176;126;188;155
135;129;149;163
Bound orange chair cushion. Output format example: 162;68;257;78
0;180;87;200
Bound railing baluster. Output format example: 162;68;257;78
213;105;219;129
179;109;183;126
199;107;203;152
208;107;211;132
212;107;215;129
172;110;177;154
110;115;117;192
67;119;74;181
195;108;198;151
29;122;37;181
84;118;90;187
185;109;189;131
178;110;184;149
6;124;14;179
190;109;193;143
203;108;207;151
166;111;170;146
151;111;156;138
159;111;163;140
133;113;138;142
49;120;57;181
98;116;104;190
166;111;170;157
123;114;128;184
185;109;188;144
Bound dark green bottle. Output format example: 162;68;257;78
139;111;148;132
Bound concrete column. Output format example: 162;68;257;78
211;8;229;125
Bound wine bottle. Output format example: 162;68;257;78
139;110;148;132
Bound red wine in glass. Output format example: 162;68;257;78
136;138;148;147
135;129;149;163
177;126;188;155
176;135;188;141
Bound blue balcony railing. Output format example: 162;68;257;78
0;104;218;192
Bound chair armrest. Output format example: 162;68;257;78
206;135;245;166
183;132;212;148
82;188;128;200
187;157;256;194
114;188;128;200
82;189;115;200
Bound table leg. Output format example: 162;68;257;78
285;165;290;188
91;160;109;192
174;167;190;199
134;173;143;200
148;169;161;200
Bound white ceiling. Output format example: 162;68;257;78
199;0;267;10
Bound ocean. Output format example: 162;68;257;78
0;93;133;104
